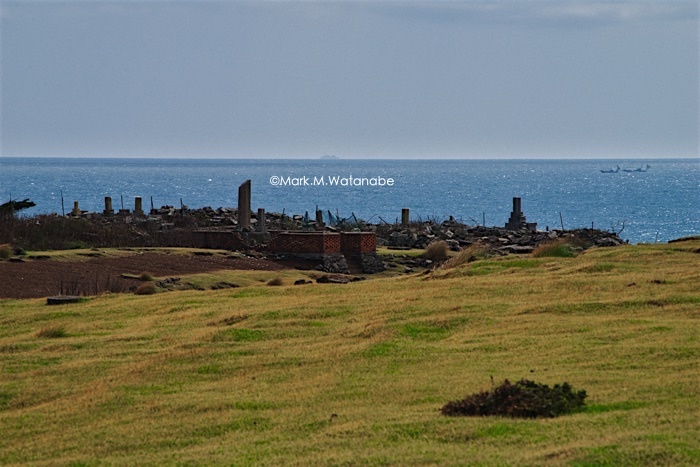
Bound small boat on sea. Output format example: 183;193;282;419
600;165;620;173
622;164;651;173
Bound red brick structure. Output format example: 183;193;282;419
268;231;377;255
340;232;376;254
268;232;341;254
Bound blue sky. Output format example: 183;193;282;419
1;0;697;159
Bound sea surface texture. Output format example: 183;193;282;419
1;158;697;244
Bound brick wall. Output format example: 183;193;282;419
268;231;376;255
340;232;376;253
269;232;341;254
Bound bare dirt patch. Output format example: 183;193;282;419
0;252;286;299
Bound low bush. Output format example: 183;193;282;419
423;240;449;262
134;282;157;295
139;272;155;281
441;379;587;418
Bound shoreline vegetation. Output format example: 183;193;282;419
0;237;698;463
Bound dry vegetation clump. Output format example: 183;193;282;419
441;379;587;418
134;282;157;295
0;243;12;260
266;277;284;286
35;325;68;339
422;240;450;262
138;272;155;281
441;243;490;269
532;238;577;258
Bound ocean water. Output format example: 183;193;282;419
0;157;698;244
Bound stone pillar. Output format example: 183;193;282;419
104;197;114;216
505;197;535;231
238;180;251;230
513;197;522;215
401;208;410;228
134;197;144;217
72;201;81;217
256;208;266;233
315;209;324;228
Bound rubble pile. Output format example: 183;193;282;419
376;221;624;254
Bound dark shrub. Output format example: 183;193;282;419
138;272;154;281
134;282;157;295
441;379;587;418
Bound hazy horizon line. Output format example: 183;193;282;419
1;155;697;161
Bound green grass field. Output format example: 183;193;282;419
1;241;698;465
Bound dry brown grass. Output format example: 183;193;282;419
441;242;490;269
422;240;449;262
266;277;284;286
0;243;12;260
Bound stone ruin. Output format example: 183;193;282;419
62;189;623;273
505;197;536;232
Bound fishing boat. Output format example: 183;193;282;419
600;165;620;173
622;164;651;173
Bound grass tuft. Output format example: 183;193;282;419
423;240;449;262
36;325;68;339
138;272;155;281
266;277;284;286
442;243;490;269
532;238;576;258
0;244;12;260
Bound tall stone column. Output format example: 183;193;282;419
134;197;144;217
104;197;114;216
506;197;527;230
72;201;81;217
401;208;410;228
238;180;251;230
256;208;266;233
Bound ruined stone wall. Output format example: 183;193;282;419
191;230;245;250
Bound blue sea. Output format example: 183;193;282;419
1;157;698;244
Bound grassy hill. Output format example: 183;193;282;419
1;241;698;465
